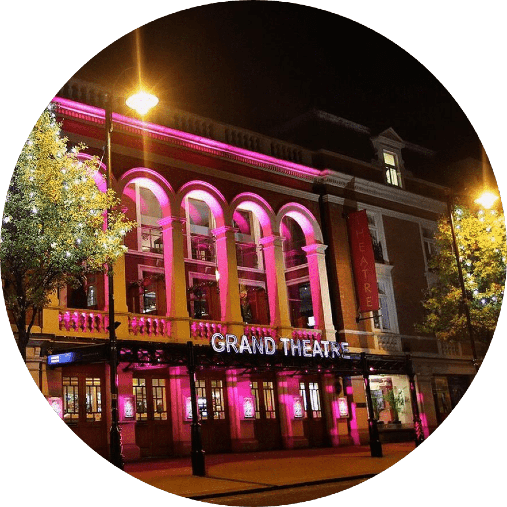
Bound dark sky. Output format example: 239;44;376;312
73;2;480;164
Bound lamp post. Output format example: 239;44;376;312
104;86;158;469
446;190;499;373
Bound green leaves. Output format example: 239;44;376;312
418;204;506;343
1;106;134;329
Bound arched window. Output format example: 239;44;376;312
281;216;315;329
123;182;165;315
233;206;269;325
184;197;220;321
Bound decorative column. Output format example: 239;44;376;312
160;216;190;343
212;225;243;336
259;234;292;337
302;243;336;340
112;254;129;339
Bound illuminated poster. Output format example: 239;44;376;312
346;210;379;313
338;397;349;417
243;397;254;419
119;395;136;421
293;396;304;418
185;397;193;420
47;397;63;419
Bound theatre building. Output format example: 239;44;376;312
21;79;480;461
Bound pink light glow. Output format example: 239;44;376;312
53;97;322;179
179;182;226;225
119;169;172;216
349;402;361;446
420;413;430;438
278;203;323;244
231;193;275;236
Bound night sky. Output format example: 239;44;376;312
72;2;480;172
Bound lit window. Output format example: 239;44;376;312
373;277;398;333
383;151;402;187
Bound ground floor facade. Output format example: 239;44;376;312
27;339;474;461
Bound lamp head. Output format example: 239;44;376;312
125;91;159;116
475;190;499;210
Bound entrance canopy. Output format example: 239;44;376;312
46;339;412;376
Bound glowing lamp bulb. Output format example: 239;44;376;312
475;191;499;210
126;91;159;116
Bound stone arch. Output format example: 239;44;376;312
118;168;175;217
276;202;323;245
176;180;228;228
229;192;276;238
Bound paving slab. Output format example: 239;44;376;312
125;443;414;498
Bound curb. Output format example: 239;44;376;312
188;473;376;500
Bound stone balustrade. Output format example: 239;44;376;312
291;328;322;342
128;314;172;338
190;320;226;341
59;310;108;334
58;78;313;166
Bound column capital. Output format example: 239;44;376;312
158;215;185;230
259;234;285;248
302;242;328;255
211;225;236;239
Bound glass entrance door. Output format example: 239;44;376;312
133;372;172;457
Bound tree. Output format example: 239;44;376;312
1;106;134;361
417;203;506;345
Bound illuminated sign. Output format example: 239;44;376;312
47;352;76;365
211;333;349;359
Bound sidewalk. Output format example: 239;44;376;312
124;443;414;499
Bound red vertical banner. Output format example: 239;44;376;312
346;210;380;313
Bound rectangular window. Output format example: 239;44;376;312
133;378;148;421
308;382;322;418
152;379;167;421
422;227;437;269
366;212;385;263
373;279;395;332
263;381;277;419
63;376;79;423
383;151;402;187
211;380;226;420
85;377;102;422
196;379;208;420
250;381;261;419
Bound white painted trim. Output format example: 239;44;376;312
320;170;446;215
323;194;441;228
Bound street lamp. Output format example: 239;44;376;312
105;85;158;470
446;189;499;372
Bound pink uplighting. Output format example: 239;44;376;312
53;97;322;179
120;169;172;216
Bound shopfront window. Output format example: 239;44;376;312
211;380;226;420
133;378;148;421
63;376;79;423
368;375;411;424
152;379;167;421
196;379;208;420
263;381;277;419
85;378;102;422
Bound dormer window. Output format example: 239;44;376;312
383;151;402;187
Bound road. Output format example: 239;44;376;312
200;478;368;506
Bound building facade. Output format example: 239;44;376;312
21;80;479;461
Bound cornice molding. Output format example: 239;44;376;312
320;169;446;215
